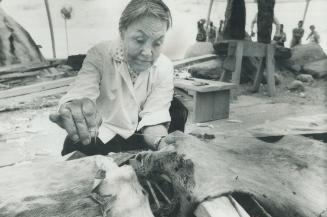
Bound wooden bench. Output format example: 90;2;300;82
174;78;235;123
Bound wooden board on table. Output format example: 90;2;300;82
173;54;218;69
0;77;75;99
174;78;235;93
250;114;327;137
0;71;40;79
0;61;59;75
0;86;69;111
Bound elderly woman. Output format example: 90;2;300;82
50;0;187;156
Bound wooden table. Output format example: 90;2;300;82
174;78;236;123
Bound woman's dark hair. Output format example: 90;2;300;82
119;0;172;34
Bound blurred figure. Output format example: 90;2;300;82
208;21;216;43
196;19;206;42
290;20;304;47
216;19;224;42
273;24;287;47
306;25;320;44
250;12;280;39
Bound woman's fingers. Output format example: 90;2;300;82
59;107;79;142
82;99;99;138
50;99;100;145
49;113;63;128
69;103;91;145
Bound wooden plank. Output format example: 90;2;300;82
194;90;230;123
231;41;244;98
173;54;218;70
0;71;40;79
252;57;265;92
227;41;237;56
0;61;58;75
174;78;235;93
0;86;69;111
266;45;276;96
242;41;267;57
219;69;227;82
0;77;75;99
217;40;266;58
194;196;241;217
250;114;327;138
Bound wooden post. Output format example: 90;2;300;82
252;57;265;92
64;19;69;56
266;44;275;96
44;0;56;58
231;41;244;98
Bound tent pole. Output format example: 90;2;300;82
205;0;214;41
44;0;56;58
302;0;311;24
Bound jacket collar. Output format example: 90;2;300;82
112;39;125;63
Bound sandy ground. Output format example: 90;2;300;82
1;0;327;59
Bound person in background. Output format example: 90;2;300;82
50;0;188;156
306;25;320;44
250;12;280;39
196;19;206;42
273;24;287;47
290;20;305;47
215;19;224;42
208;21;216;44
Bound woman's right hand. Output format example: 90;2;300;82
49;98;102;145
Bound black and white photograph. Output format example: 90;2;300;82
0;0;326;216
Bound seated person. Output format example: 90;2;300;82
50;0;188;156
306;25;320;44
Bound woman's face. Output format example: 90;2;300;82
121;16;167;73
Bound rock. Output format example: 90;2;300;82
283;43;327;72
289;43;326;65
184;42;215;58
297;74;314;83
189;59;223;80
275;46;292;60
303;59;327;78
287;80;305;92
